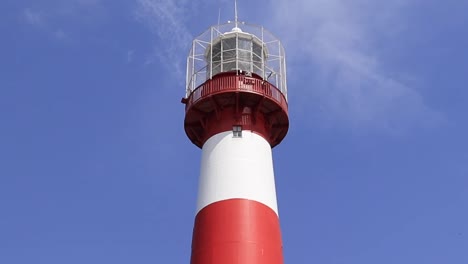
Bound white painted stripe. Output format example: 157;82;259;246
196;131;279;215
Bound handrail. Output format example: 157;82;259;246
186;75;288;113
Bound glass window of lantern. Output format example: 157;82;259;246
222;38;235;51
238;38;251;50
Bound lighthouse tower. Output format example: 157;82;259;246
182;4;289;263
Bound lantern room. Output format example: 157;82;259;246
185;22;287;100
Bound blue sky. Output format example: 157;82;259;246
1;0;468;263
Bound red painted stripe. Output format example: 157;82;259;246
191;199;283;264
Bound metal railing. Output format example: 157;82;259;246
185;75;288;113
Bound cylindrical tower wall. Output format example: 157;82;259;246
197;131;279;214
191;131;283;264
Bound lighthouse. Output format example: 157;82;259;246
182;3;289;263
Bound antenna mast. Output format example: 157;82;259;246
234;0;238;28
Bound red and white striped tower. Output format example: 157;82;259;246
182;5;289;263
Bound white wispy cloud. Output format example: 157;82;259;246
135;0;194;78
23;8;45;27
133;0;442;132
265;0;442;131
21;0;104;40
